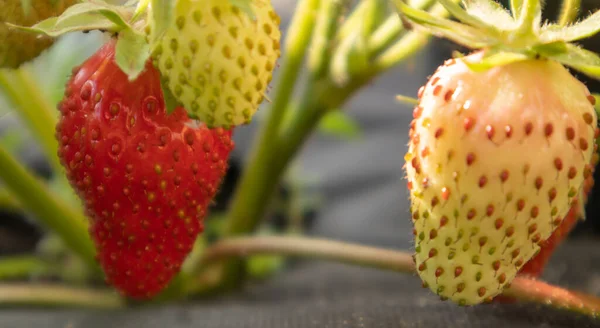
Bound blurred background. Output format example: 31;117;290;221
1;1;600;327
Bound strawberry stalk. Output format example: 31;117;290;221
307;0;351;78
223;0;321;237
515;0;541;37
0;256;57;280
510;0;524;19
215;0;455;291
0;283;123;308
504;278;600;317
193;235;600;317
0;68;62;174
0;145;97;270
337;0;385;40
367;0;436;56
558;0;581;26
0;188;21;212
217;0;322;291
372;3;451;71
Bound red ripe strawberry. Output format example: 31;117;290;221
55;39;235;299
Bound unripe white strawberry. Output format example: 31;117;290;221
0;0;77;68
405;52;598;305
146;0;282;128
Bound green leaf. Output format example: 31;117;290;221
541;10;600;43
463;0;516;29
131;0;151;21
7;15;119;37
544;44;600;80
115;28;151;81
318;110;362;139
6;1;132;37
462;49;529;72
229;0;256;20
57;1;131;29
438;0;497;33
150;0;176;42
531;41;568;56
392;0;497;48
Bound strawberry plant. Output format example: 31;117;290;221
0;0;599;320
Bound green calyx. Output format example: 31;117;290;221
7;0;259;116
392;0;600;79
6;0;152;80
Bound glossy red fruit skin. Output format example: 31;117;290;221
56;39;235;299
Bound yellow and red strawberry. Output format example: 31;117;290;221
395;0;600;306
0;0;77;68
146;0;282;128
56;39;235;299
406;52;598;305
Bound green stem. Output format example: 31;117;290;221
367;0;435;56
337;0;371;39
0;145;97;269
216;0;439;292
132;0;151;21
307;0;351;78
504;278;600;317
0;68;61;174
374;27;434;72
373;3;453;72
0;188;21;211
0;284;123;308
199;236;414;273
215;84;327;291
368;15;405;55
223;0;320;237
275;85;327;168
558;0;580;26
510;0;524;19
192;235;600;318
516;0;541;36
336;0;388;42
0;256;56;280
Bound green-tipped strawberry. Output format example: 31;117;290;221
396;0;600;305
57;39;235;299
146;0;282;128
0;0;77;68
